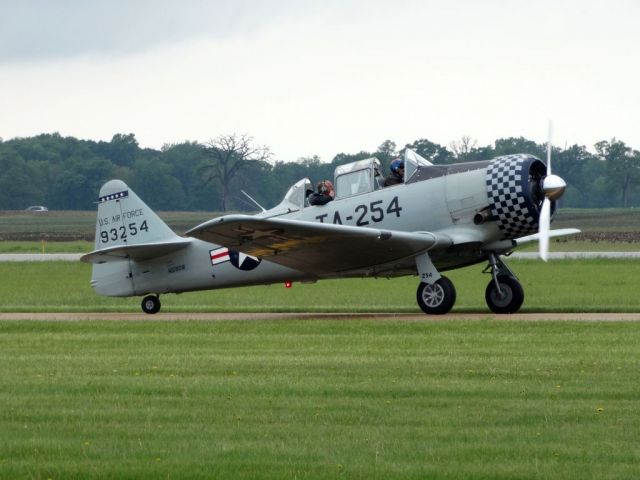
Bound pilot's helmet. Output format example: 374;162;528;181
390;159;405;173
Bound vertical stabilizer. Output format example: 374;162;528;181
84;179;187;297
94;179;180;250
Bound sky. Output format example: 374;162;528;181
0;0;638;161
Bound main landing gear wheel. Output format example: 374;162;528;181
417;276;456;315
485;275;524;314
141;295;161;314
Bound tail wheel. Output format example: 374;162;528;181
141;295;161;314
485;275;524;314
416;276;456;315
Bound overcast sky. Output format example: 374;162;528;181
1;0;638;161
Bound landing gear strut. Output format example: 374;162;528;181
141;295;161;314
484;254;524;314
414;252;457;315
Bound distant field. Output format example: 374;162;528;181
554;208;640;232
1;319;638;479
2;208;639;244
2;259;640;313
0;210;218;240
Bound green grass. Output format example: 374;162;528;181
0;240;93;253
1;320;639;479
2;259;640;313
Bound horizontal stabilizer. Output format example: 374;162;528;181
81;238;192;264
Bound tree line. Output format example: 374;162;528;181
0;132;638;211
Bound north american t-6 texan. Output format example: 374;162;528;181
81;142;578;315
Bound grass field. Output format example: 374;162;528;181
3;242;639;478
3;210;640;478
2;259;640;313
1;319;639;479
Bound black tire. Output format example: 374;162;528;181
485;275;524;314
141;295;161;314
416;276;456;315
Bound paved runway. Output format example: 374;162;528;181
0;253;83;261
1;312;640;321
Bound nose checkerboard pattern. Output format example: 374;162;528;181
486;154;539;239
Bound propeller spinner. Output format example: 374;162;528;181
538;124;567;261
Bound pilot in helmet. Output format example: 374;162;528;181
384;159;405;187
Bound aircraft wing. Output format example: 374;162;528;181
80;239;193;264
187;214;451;275
513;228;581;246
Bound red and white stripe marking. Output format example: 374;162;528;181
209;247;230;265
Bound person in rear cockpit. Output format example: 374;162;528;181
308;180;335;206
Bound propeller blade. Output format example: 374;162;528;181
539;198;551;261
546;121;553;176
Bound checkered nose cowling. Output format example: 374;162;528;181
485;154;548;239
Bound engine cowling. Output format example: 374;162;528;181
485;154;553;240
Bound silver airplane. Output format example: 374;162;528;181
81;148;578;314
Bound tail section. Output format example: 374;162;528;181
81;180;191;296
93;179;180;250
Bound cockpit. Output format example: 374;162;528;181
332;149;433;199
334;158;384;199
271;149;433;213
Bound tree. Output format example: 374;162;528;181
594;139;640;207
50;156;115;209
201;134;271;211
449;135;478;162
2;131;640;211
376;140;397;163
161;142;212;210
131;157;186;210
553;144;597;207
330;150;373;165
493;137;545;159
0;154;40;209
105;133;139;167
